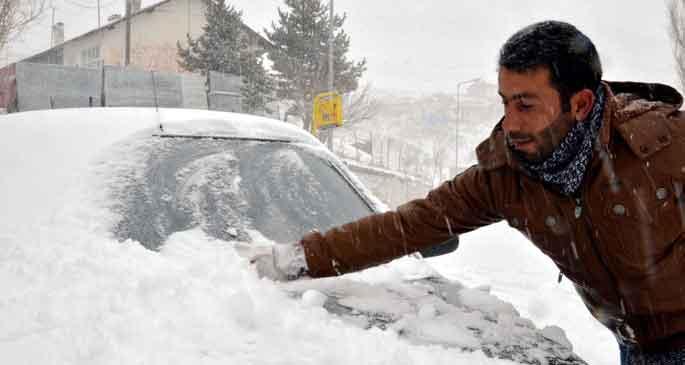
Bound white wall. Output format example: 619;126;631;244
62;0;206;72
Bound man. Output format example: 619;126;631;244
252;21;685;364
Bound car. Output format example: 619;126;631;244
0;108;586;364
106;108;457;257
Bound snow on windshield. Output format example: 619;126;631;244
101;132;374;248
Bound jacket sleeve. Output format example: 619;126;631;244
300;165;507;277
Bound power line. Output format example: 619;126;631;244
62;0;117;9
63;0;99;9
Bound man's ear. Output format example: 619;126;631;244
570;89;595;121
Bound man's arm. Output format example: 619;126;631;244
300;165;507;277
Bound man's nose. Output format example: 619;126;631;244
502;109;523;133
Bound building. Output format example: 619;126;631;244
23;0;271;73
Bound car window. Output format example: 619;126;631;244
110;137;373;249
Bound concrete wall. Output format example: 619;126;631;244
103;66;182;107
207;71;241;113
181;73;208;109
15;63;101;111
7;62;243;113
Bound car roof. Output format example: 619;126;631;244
1;107;322;146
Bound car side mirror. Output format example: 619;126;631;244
418;236;459;258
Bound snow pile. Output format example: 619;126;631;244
1;223;579;364
0;223;521;364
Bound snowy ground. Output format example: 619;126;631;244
0;108;615;364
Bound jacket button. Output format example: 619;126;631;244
657;188;668;200
574;206;583;218
545;216;557;227
613;204;626;216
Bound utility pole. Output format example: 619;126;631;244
125;0;131;66
187;0;191;36
328;0;334;92
326;0;335;149
97;0;101;28
50;7;55;47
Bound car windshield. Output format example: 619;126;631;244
110;136;373;249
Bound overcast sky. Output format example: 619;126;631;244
7;0;679;94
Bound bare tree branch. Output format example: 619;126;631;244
343;83;380;126
0;0;46;53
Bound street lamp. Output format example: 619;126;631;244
455;77;480;174
326;0;335;150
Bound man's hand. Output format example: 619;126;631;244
235;242;309;281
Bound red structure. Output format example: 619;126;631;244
0;64;17;111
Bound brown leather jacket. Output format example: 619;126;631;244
301;81;685;351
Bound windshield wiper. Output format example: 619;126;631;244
153;133;293;144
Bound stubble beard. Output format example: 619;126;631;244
507;113;577;164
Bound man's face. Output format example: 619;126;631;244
498;67;577;163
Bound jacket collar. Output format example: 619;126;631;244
609;81;682;159
476;81;683;171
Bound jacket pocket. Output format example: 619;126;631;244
601;177;682;277
508;201;585;282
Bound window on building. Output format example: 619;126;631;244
80;46;102;68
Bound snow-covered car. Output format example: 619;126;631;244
0;108;586;364
104;110;456;257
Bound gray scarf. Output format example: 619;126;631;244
515;86;606;196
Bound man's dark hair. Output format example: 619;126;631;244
498;20;602;112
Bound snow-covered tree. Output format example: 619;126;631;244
239;52;273;114
265;0;366;131
177;0;272;113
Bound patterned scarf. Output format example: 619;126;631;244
515;86;606;196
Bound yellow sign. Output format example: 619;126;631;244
312;91;343;133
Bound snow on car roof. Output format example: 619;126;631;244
0;107;326;232
0;107;321;145
155;109;319;144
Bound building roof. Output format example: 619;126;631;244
22;0;273;63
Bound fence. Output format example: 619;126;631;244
15;62;101;111
207;71;242;112
0;62;254;115
344;161;433;209
103;66;182;107
330;129;443;207
333;129;436;181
